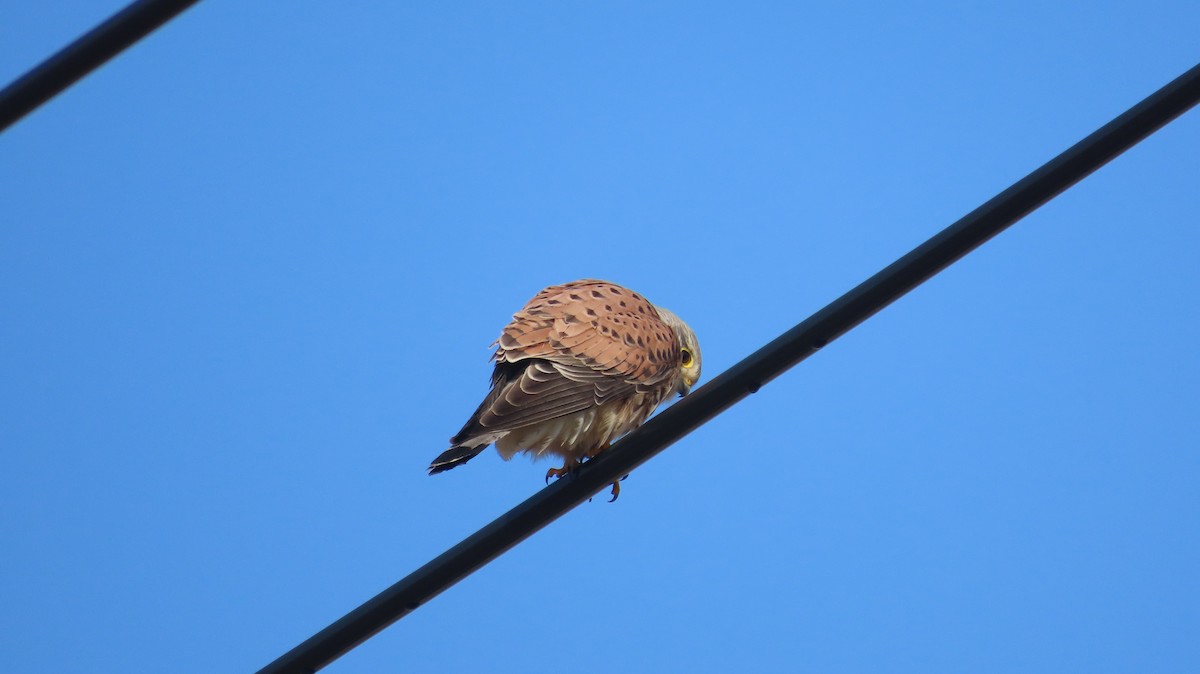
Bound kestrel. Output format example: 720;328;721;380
428;279;702;500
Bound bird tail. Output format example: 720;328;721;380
428;443;489;475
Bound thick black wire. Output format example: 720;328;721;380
257;62;1200;673
0;0;200;133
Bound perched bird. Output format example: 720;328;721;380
429;279;702;500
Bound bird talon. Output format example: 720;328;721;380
608;480;621;502
545;461;578;483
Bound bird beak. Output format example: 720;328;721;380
676;381;691;398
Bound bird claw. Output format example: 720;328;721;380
544;462;579;484
588;480;622;503
547;454;625;502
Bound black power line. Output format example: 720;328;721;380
0;0;200;133
256;62;1200;674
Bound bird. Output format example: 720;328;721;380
428;279;702;501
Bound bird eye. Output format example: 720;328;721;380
680;348;694;367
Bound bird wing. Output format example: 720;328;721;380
456;280;681;438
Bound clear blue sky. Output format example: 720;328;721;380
2;3;1198;672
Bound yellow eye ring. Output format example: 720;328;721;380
680;348;694;367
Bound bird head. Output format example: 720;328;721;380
653;306;702;397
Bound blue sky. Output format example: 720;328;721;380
2;3;1198;672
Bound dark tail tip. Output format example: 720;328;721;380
428;444;487;475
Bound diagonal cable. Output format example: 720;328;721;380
0;0;200;133
258;61;1200;674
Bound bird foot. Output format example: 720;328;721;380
549;452;628;503
589;476;630;503
544;461;580;484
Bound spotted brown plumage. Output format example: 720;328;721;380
429;279;702;499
